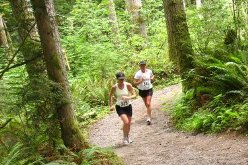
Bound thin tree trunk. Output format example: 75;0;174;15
30;0;88;150
163;0;194;91
0;15;8;48
196;0;201;8
0;14;14;60
108;0;119;35
126;0;147;37
182;0;186;10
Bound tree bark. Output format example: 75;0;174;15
163;0;194;91
30;0;88;150
108;0;119;35
196;0;201;9
9;0;46;79
0;14;8;48
126;0;147;37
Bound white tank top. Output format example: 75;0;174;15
115;82;130;107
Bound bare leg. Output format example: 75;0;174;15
142;96;152;119
146;95;152;119
142;97;147;116
120;114;131;137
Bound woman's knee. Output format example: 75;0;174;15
146;101;151;107
123;120;130;125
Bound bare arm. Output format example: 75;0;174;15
127;83;136;99
133;78;143;86
109;86;116;111
150;74;154;81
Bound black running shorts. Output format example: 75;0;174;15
138;88;153;98
116;104;132;117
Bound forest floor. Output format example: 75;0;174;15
89;84;248;165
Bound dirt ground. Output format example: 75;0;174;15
89;84;248;165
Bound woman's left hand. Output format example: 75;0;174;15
122;96;130;100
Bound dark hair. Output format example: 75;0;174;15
116;72;125;80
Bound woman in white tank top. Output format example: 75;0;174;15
109;72;136;145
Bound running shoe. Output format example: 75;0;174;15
123;139;129;145
123;137;129;145
128;136;133;143
146;118;151;125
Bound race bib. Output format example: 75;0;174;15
143;80;150;88
120;100;129;107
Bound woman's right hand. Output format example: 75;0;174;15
110;105;115;111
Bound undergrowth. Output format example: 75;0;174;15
170;49;248;134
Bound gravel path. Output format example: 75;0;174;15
89;84;248;165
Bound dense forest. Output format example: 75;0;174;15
0;0;248;164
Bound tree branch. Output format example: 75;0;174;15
0;118;12;129
0;22;37;79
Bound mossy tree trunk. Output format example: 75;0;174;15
30;0;88;150
9;0;62;149
163;0;194;91
9;0;46;79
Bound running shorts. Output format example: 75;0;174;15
138;88;153;98
116;104;132;117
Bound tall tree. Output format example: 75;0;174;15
163;0;194;91
108;0;119;35
30;0;88;150
9;0;46;79
8;0;62;148
126;0;147;37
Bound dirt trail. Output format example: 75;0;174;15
90;84;248;165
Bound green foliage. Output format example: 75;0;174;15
182;111;214;132
79;146;124;165
173;49;248;133
187;0;233;51
60;0;174;83
71;77;113;106
1;142;24;165
193;50;248;97
0;139;47;164
0;68;73;164
170;90;195;128
0;68;26;115
0;0;177;164
8;0;248;164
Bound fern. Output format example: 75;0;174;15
1;142;24;165
79;146;124;165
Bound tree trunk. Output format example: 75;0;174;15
163;0;194;91
9;0;46;79
182;0;186;10
30;0;88;150
126;0;147;37
0;14;8;48
196;0;201;9
9;0;61;148
108;0;119;35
